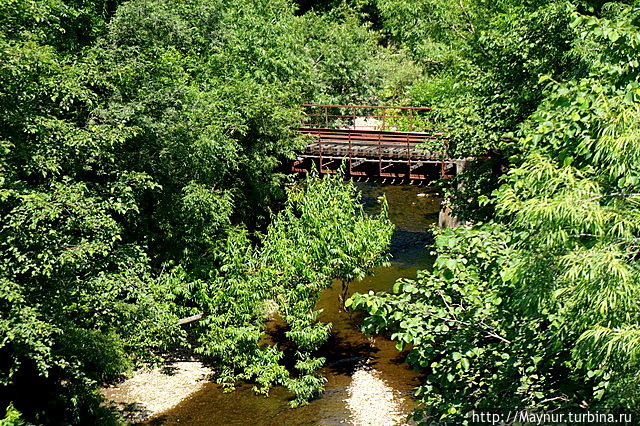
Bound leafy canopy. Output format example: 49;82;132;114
350;0;640;422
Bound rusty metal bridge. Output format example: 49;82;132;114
292;104;464;182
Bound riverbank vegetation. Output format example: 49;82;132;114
349;0;640;422
2;0;640;423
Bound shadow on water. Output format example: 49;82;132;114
144;183;441;425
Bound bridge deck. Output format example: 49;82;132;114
293;104;456;180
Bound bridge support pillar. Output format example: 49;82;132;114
438;204;461;228
438;160;468;228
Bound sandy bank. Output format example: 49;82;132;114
101;361;213;423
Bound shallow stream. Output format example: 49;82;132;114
146;183;441;425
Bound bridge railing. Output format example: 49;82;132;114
300;104;442;134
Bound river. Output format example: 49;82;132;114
144;183;441;425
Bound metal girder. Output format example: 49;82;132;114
350;158;366;168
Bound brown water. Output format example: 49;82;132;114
147;183;441;425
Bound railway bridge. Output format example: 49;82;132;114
292;104;467;183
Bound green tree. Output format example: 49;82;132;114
192;173;393;407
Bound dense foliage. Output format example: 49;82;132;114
188;173;392;407
4;0;640;422
350;0;640;422
0;0;394;422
